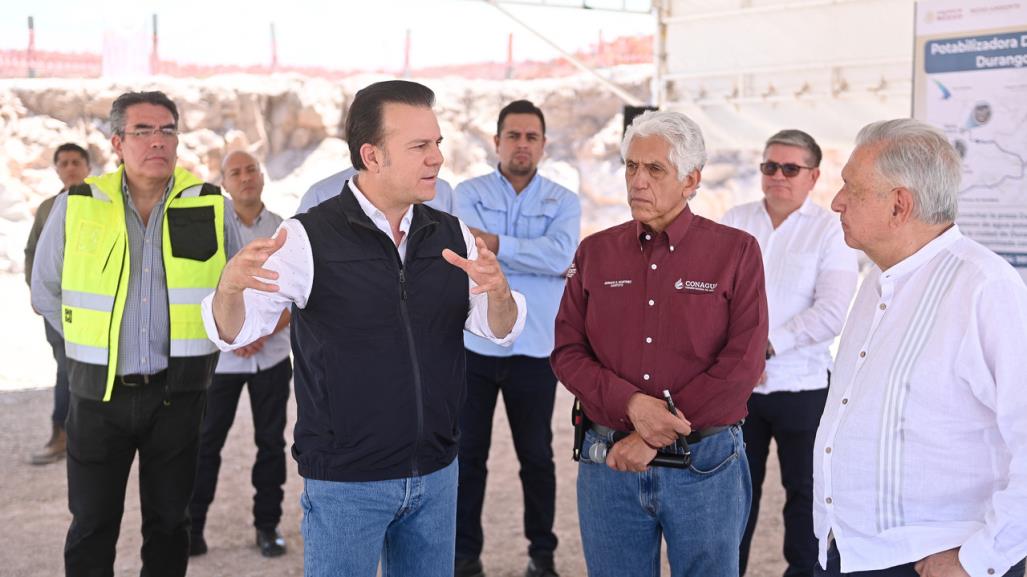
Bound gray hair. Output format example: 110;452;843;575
855;119;961;225
109;91;179;136
765;129;822;167
621;110;707;182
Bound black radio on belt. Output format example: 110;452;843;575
571;395;693;469
588;433;692;469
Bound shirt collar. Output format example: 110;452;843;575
880;224;962;283
231;204;268;227
797;196;817;216
121;173;173;206
348;176;413;236
635;204;695;248
495;165;540;195
760;195;817;221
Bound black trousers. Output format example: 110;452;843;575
456;352;559;560
190;358;292;534
740;386;829;577
64;385;206;577
816;541;1026;577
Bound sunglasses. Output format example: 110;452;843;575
759;161;815;178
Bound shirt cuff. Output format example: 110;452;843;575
959;530;1016;577
769;326;798;356
608;379;642;429
497;234;519;264
467;289;527;347
200;292;256;352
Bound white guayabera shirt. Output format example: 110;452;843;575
721;197;858;393
813;226;1027;577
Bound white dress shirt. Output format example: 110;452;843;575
201;178;527;352
295;168;454;214
215;206;291;374
813;226;1027;577
721;197;858;393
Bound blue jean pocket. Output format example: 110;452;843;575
300;485;312;514
687;427;741;475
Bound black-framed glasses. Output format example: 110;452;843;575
122;126;179;139
759;161;815;178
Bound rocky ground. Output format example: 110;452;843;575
0;274;789;577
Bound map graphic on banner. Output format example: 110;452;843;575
914;1;1027;274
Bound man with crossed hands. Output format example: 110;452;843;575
552;110;768;577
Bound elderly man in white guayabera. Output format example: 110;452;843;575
813;119;1027;577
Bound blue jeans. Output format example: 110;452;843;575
577;425;751;577
300;459;458;577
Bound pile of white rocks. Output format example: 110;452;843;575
0;66;782;276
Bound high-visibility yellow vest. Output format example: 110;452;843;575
61;165;226;401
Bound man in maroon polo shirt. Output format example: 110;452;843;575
552;110;768;577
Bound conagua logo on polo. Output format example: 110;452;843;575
677;278;717;293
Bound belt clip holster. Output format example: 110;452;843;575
571;397;592;462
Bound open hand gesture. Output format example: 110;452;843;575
219;228;288;296
442;237;511;298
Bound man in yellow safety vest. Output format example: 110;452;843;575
31;90;241;577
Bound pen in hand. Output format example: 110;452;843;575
663;389;692;460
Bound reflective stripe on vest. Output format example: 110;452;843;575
62;165;225;401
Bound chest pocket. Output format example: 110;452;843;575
781;251;818;297
516;200;559;238
669;290;729;359
474;198;508;234
167;206;217;261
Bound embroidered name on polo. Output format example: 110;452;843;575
603;279;633;288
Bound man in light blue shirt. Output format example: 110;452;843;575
295;166;454;214
453;100;581;577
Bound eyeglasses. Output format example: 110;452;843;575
759;161;815;178
122;127;179;139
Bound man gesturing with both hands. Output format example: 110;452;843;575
201;80;525;577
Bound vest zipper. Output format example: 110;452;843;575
351;215;437;479
398;265;424;478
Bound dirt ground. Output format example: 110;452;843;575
0;275;788;577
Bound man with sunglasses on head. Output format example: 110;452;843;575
31;90;241;577
721;130;858;577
